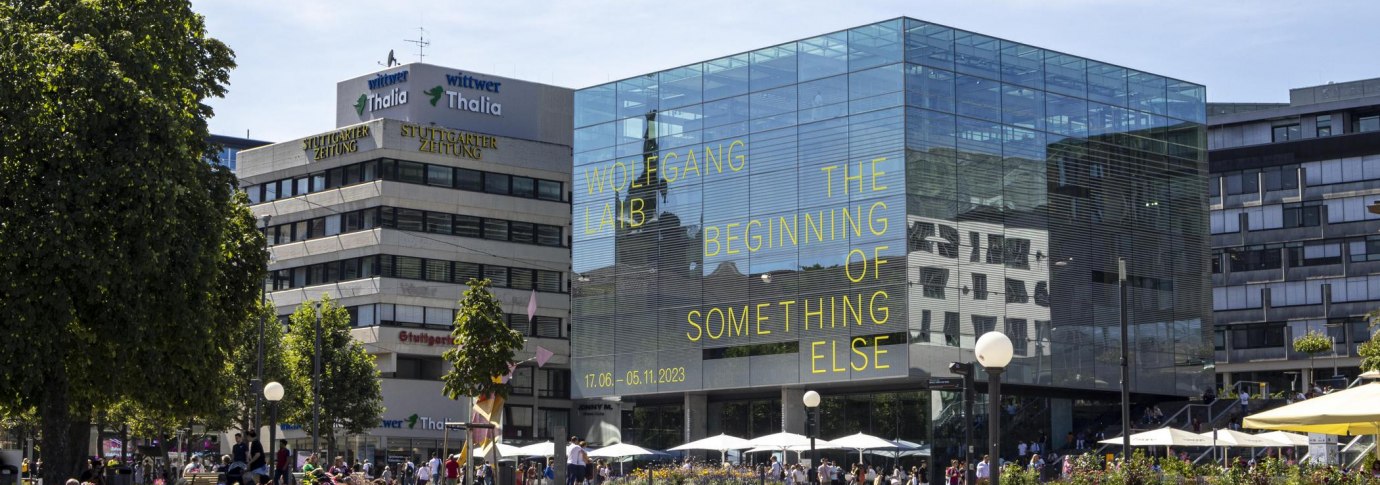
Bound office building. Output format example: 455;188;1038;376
1208;77;1380;394
237;63;573;464
569;17;1211;474
208;133;271;171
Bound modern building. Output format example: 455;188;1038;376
236;63;574;464
1208;77;1380;394
208;133;271;171
569;17;1212;475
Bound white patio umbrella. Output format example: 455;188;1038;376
514;441;555;457
748;432;814;449
496;443;525;458
1256;431;1309;446
669;433;754;462
1198;429;1278;448
828;433;915;462
587;443;658;458
1099;428;1213;447
587;443;659;475
864;440;930;458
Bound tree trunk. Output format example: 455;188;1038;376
326;430;336;465
40;372;93;485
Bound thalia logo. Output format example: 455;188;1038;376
355;89;408;116
427;85;501;116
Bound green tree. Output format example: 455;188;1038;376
0;1;241;480
1359;310;1380;372
283;296;383;455
211;299;293;433
1293;329;1334;384
441;279;526;401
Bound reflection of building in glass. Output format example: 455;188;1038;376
570;18;1209;475
1207;77;1380;396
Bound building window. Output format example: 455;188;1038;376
920;267;948;299
508;367;534;396
540;369;571;398
918;310;932;343
1260;165;1299;191
1271;123;1301;142
1229;323;1286;350
1316;115;1332;137
533;315;565;338
971;273;988;300
1356;114;1380;133
1288;242;1342;267
1227;247;1282;272
1211;251;1222;274
1005;278;1029;303
394;356;445;380
244;158;565;205
943;312;960;347
1282;203;1320;228
269;254;563;293
266;206;563;248
1005;318;1028;356
1350;235;1380;262
972;315;996;335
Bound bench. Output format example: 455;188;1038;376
185;473;220;485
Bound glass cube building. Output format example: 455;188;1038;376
569;17;1210;467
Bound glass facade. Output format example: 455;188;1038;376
571;15;1210;439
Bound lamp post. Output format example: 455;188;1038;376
1118;258;1131;454
975;332;1013;485
313;301;323;456
265;381;284;480
255;214;271;432
802;390;820;485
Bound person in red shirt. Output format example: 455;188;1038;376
444;455;459;485
274;440;292;485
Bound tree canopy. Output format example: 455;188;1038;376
442;279;526;401
0;1;241;480
283;296;383;454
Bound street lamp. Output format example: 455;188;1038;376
264;381;284;480
313;301;323;456
975;332;1013;485
255;214;272;432
1117;258;1131;454
802;390;821;485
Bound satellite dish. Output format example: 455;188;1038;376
387;49;398;67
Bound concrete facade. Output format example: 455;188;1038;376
237;64;573;464
1208;77;1380;395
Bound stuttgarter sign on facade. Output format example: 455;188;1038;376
302;124;371;161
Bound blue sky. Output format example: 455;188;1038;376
196;0;1379;142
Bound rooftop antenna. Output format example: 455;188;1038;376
404;26;430;63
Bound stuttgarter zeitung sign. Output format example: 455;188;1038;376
399;123;497;161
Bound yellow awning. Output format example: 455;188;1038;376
1242;382;1380;436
